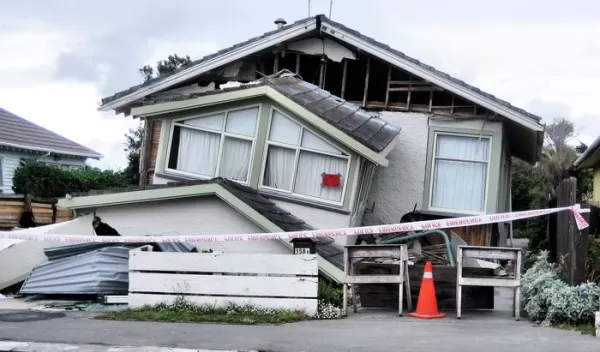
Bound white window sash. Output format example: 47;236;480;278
260;107;351;206
166;105;260;183
428;133;491;214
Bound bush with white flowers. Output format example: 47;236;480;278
315;299;342;319
521;250;600;326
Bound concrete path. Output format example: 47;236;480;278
0;308;597;352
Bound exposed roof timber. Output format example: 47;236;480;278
318;22;544;134
573;135;600;169
98;19;318;112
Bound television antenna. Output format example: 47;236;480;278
308;0;333;18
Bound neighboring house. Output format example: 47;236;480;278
0;107;103;194
572;135;600;203
58;15;545;282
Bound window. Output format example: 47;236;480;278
429;133;491;213
261;109;350;204
167;106;259;182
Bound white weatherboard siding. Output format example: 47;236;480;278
69;196;290;254
364;112;429;226
0;150;87;194
129;251;318;315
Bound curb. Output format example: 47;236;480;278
0;341;256;352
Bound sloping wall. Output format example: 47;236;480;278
363;112;429;226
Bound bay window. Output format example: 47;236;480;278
261;109;349;204
429;133;491;213
167;106;259;182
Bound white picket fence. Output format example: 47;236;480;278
128;250;319;315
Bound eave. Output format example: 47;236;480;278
98;19;318;112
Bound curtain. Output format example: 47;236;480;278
263;146;296;191
220;137;252;181
176;128;220;176
294;151;347;202
431;135;490;212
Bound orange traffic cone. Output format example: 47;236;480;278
408;261;446;319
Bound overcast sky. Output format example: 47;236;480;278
1;0;598;170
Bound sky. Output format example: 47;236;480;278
0;0;599;170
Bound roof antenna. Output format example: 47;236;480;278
308;0;311;16
329;0;333;18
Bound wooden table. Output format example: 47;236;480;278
342;244;411;316
456;245;522;320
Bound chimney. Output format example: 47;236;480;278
274;18;287;29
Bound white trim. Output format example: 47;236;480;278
164;104;262;184
258;106;352;207
0;155;4;189
319;23;545;133
427;131;492;215
99;20;318;112
0;142;101;159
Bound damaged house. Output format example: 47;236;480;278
51;15;544;284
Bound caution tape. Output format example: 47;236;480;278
0;204;590;244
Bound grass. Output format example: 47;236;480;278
96;297;309;325
555;322;597;336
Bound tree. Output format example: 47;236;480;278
125;53;193;184
122;122;144;185
139;54;192;82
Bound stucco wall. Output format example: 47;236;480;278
73;196;290;254
0;150;86;194
363;112;430;226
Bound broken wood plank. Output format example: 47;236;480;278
341;59;348;99
385;66;391;108
362;57;371;107
295;53;300;74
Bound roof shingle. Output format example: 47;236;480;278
0;108;102;158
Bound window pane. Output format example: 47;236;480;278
263;146;296;191
176;128;220;176
220;137;252;181
269;111;300;145
225;107;259;136
301;130;343;155
183;113;225;131
431;159;487;212
294;151;347;202
435;134;490;161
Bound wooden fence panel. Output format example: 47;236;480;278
128;251;319;315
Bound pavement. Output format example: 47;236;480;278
0;288;598;352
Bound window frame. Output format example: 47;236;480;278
0;156;4;190
427;131;492;215
164;104;262;184
258;107;352;206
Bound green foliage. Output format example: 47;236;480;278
12;159;129;198
122;122;144;185
139;53;192;81
318;280;343;307
99;296;307;325
521;251;600;327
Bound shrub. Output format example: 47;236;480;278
316;280;343;319
521;250;600;326
12;159;130;198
